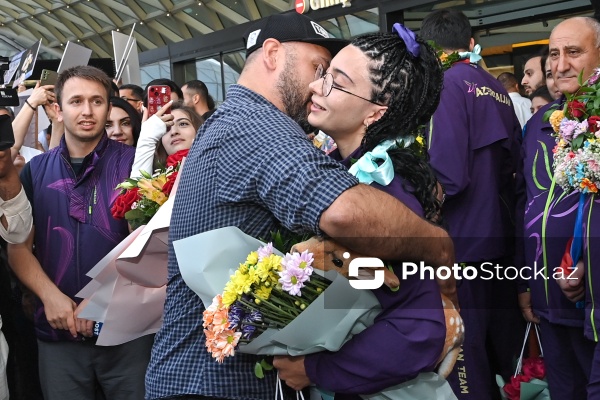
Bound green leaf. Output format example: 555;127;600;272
254;362;264;379
260;359;274;371
572;134;585;150
125;208;145;220
140;169;152;179
578;70;585;86
542;106;559;123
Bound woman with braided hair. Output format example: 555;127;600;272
309;26;444;225
279;25;461;399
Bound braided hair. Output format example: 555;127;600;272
351;32;444;224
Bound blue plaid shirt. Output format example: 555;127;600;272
145;85;358;400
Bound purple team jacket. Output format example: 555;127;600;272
515;99;585;326
428;62;521;262
303;147;446;395
27;134;135;341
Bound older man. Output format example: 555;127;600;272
516;16;600;400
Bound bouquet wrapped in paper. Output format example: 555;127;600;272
496;323;550;400
175;226;457;400
111;149;188;230
76;153;187;345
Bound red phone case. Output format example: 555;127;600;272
147;85;171;117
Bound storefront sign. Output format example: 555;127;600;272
295;0;352;14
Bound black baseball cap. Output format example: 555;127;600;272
244;13;348;57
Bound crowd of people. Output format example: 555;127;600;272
0;6;599;400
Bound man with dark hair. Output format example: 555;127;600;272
182;79;215;120
521;53;545;96
497;71;532;128
8;65;153;400
145;12;455;400
119;83;144;114
421;8;523;399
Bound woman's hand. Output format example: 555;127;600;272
28;82;56;108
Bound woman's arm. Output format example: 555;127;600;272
130;102;173;178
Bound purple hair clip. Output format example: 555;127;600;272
392;23;420;58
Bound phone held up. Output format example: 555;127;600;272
39;69;58;87
147;85;171;117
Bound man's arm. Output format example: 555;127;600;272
320;184;454;267
8;229;78;337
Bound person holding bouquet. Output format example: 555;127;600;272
517;16;599;400
145;12;455;400
273;26;450;397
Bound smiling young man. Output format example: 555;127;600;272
7;65;152;400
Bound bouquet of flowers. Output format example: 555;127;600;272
497;323;550;400
111;149;188;229
175;227;458;400
203;242;330;363
499;357;548;400
545;68;600;194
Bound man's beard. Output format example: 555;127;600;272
277;60;315;134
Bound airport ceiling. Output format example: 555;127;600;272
0;0;294;60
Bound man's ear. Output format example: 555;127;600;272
260;38;282;71
469;38;475;52
192;93;200;105
54;102;63;123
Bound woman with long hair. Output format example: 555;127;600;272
106;97;141;146
131;102;203;178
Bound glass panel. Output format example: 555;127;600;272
194;56;225;105
318;7;379;39
221;50;245;100
140;60;171;87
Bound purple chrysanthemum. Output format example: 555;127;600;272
257;243;274;261
278;266;310;296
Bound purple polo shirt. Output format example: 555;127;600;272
21;134;135;341
303;148;446;395
428;62;521;262
515;99;585;326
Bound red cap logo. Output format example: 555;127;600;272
295;0;308;14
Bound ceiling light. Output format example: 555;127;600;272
166;12;170;16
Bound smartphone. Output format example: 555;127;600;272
147;85;171;117
40;69;58;86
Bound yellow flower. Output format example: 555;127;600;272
440;53;449;62
230;270;253;294
254;285;272;300
246;251;258;266
238;263;249;274
416;135;424;146
223;280;240;306
148;189;168;205
549;109;565;133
